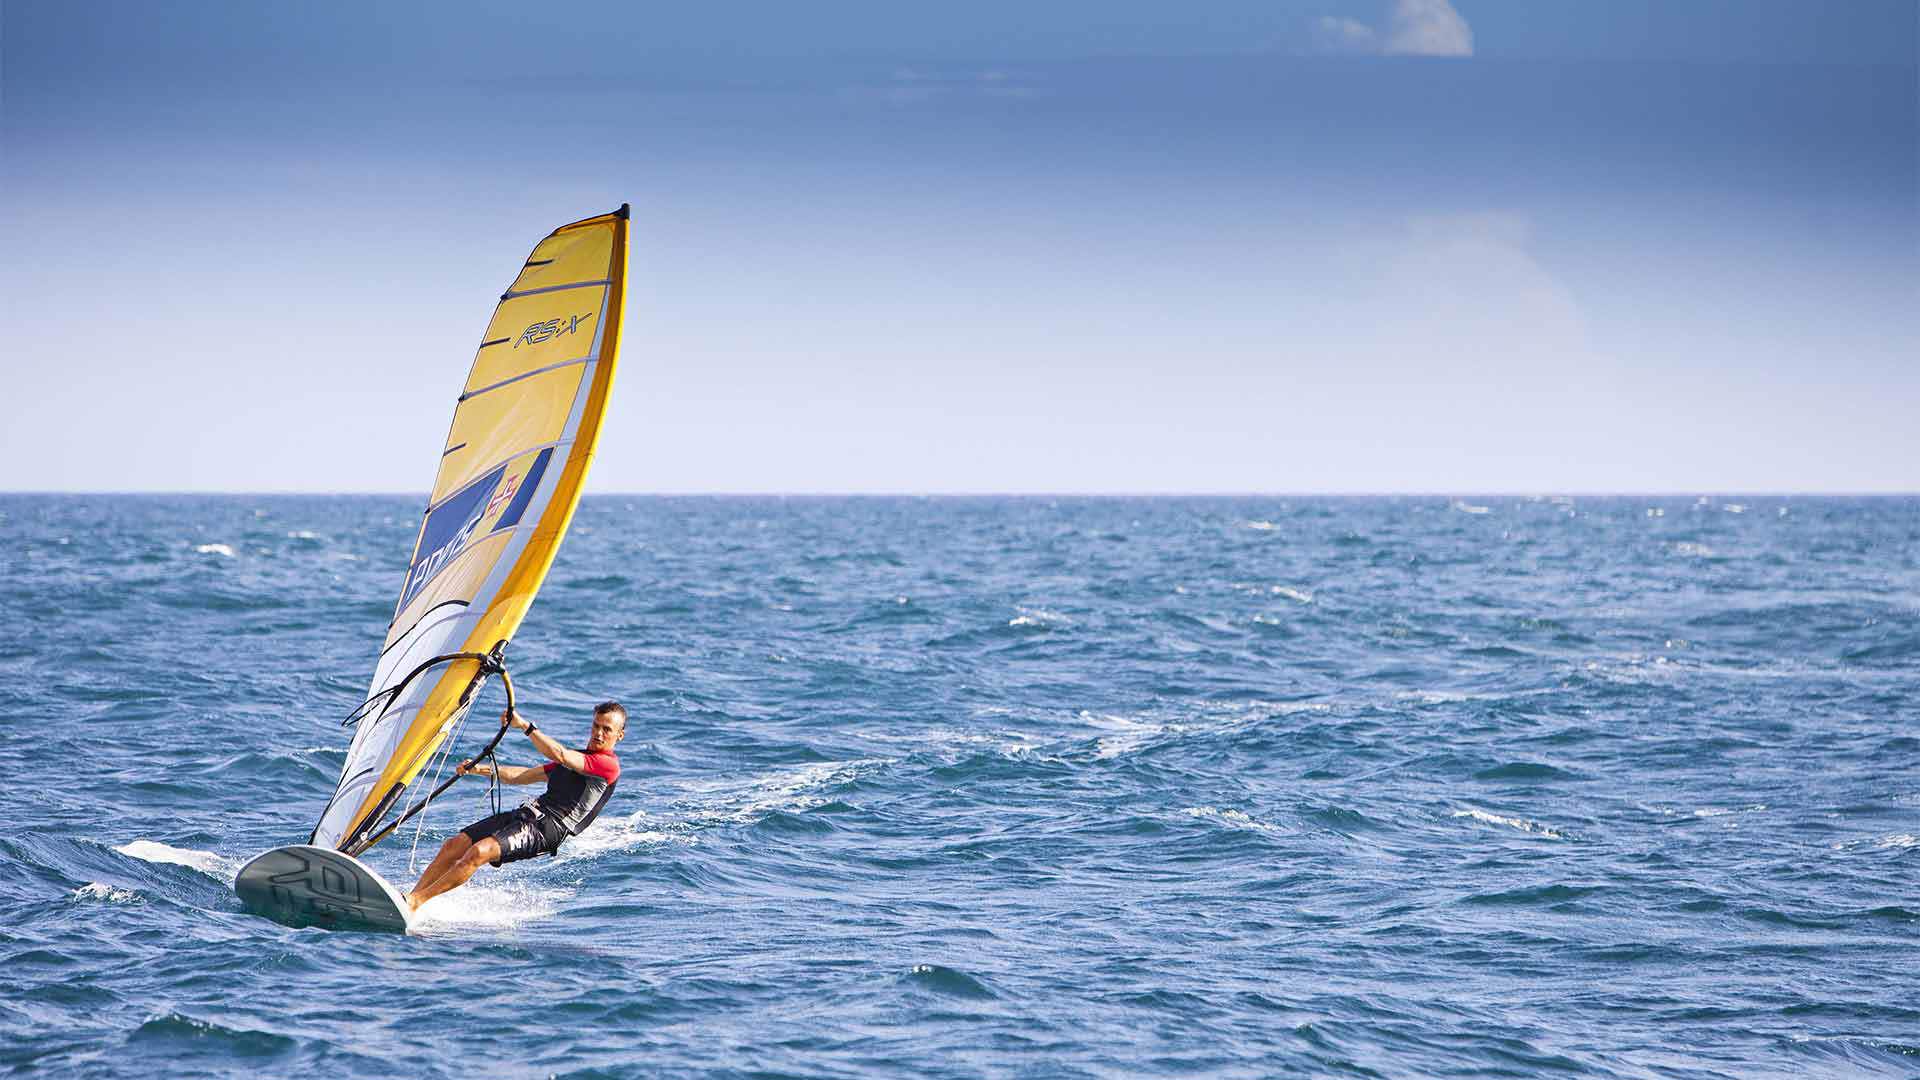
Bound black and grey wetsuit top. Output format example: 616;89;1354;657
532;749;621;835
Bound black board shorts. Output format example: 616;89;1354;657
461;806;566;866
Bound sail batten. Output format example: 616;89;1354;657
311;206;629;853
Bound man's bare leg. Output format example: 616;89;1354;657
406;834;472;906
408;837;500;910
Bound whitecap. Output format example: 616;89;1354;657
1398;690;1473;704
672;758;892;825
1094;734;1152;759
1691;804;1766;818
194;543;236;558
1183;806;1286;835
1230;580;1312;601
1395;688;1559;705
116;840;240;882
555;810;696;860
73;882;141;904
1453;806;1562;839
1086;701;1329;758
1078;711;1168;759
859;726;1045;760
1833;833;1917;852
1008;607;1068;628
1451;501;1491;515
1260;701;1333;715
1243;520;1278;531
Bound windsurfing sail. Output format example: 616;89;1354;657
311;205;630;854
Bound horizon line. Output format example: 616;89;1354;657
2;489;1915;499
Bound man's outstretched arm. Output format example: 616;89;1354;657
457;759;546;785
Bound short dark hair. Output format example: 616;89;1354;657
594;701;628;726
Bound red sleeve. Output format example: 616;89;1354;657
542;762;556;774
580;751;620;782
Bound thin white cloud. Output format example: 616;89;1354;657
1311;0;1473;58
1382;211;1586;349
1312;15;1379;54
1384;0;1474;57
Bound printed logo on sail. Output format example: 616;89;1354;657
515;312;594;348
484;473;521;519
400;503;485;612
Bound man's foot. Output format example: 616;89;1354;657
403;892;420;912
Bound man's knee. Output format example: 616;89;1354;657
462;838;500;867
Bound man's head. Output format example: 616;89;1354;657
585;701;627;752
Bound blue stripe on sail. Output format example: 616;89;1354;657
495;447;552;533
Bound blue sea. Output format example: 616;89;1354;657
2;495;1915;1078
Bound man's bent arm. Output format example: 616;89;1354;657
525;724;590;773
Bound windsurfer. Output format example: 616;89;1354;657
404;701;626;911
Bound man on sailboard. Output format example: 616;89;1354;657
403;701;626;911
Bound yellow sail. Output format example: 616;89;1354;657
312;206;629;853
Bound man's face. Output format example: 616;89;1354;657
586;710;626;752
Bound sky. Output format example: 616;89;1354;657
2;0;1914;494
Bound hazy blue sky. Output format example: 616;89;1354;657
3;1;1914;493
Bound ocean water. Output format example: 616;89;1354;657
1;494;1915;1079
